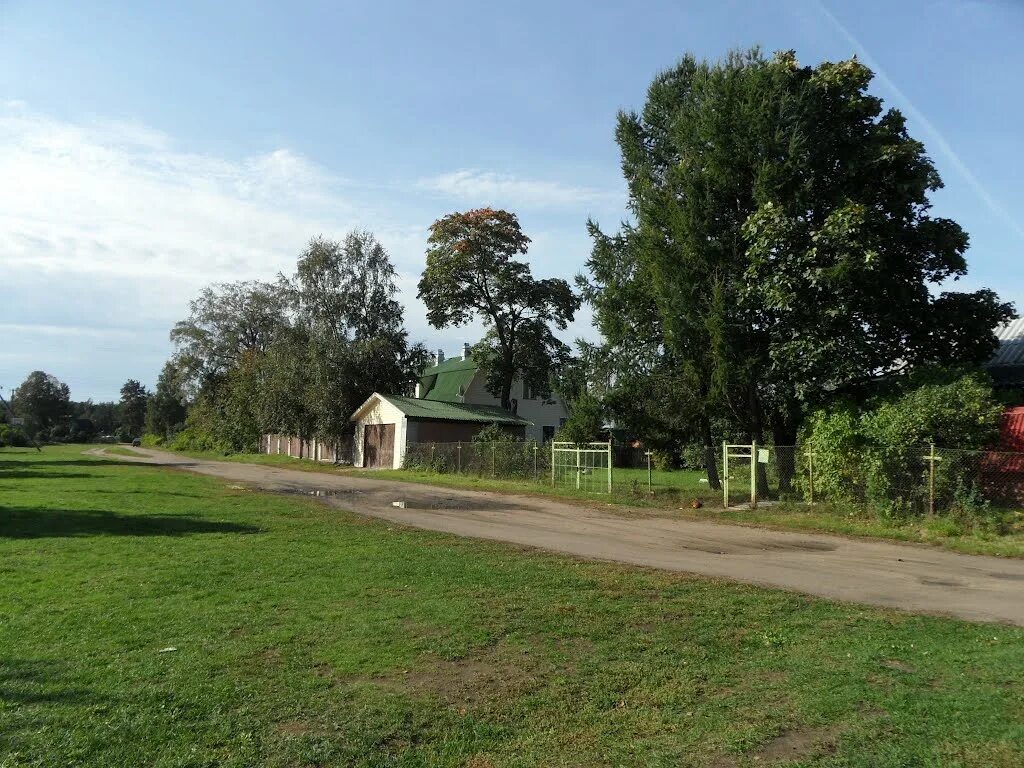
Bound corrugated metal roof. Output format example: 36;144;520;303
419;355;478;401
379;395;531;425
988;319;1024;367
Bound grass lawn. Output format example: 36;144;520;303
174;449;1024;558
2;445;1023;767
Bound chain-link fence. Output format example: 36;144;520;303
800;445;1024;521
402;440;550;481
398;439;1024;523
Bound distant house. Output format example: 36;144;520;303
350;343;568;469
986;318;1024;390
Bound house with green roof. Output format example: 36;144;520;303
350;344;567;468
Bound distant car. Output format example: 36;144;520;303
131;438;142;447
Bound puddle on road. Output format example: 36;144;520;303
392;499;470;510
263;487;357;498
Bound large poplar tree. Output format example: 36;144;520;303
583;49;1013;477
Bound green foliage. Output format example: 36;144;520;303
471;423;520;443
419;208;579;410
803;373;1004;520
168;230;426;451
0;423;30;447
145;362;187;439
582;47;1013;457
140;433;165;447
11;370;71;438
555;394;603;445
119;379;149;439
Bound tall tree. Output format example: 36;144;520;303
171;280;290;391
12;371;71;438
419;208;580;410
288;233;428;443
119;379;150;438
584;49;1013;479
145;362;188;438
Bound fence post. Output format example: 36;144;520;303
925;443;941;516
806;450;815;505
551;440;555;487
722;441;729;509
457;442;462;474
430;443;435;469
607;440;613;494
750;441;757;509
533;443;538;482
576;445;581;490
646;450;653;496
491;444;496;477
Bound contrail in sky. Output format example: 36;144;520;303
815;0;1024;241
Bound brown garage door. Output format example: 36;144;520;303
363;424;395;468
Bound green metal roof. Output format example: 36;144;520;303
379;395;531;425
418;356;478;402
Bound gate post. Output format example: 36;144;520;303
607;440;613;494
750;441;757;509
551;441;555;487
722;441;729;508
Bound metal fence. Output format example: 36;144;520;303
402;440;550;481
401;439;1024;521
551;441;612;493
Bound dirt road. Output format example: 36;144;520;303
100;447;1024;626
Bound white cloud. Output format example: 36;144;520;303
0;104;599;398
418;168;618;209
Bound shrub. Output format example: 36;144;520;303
555;394;604;446
472;423;521;443
802;372;1004;520
140;433;165;447
0;424;31;447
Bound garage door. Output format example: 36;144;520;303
363;423;395;468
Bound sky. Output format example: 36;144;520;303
2;0;1022;402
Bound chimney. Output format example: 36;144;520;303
463;342;472;360
434;349;445;366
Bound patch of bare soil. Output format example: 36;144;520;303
711;723;843;767
275;720;314;736
371;640;552;709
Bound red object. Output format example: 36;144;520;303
1000;407;1024;451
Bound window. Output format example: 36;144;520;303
523;382;534;400
559;418;567;427
542;426;555;443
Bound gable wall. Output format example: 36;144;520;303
353;397;407;469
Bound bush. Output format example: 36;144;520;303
471;423;521;443
555;394;603;446
0;424;31;447
169;426;230;454
140;433;165;447
802;372;1004;519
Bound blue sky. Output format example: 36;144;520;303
2;0;1022;401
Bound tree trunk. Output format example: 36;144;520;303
702;418;722;490
747;387;770;498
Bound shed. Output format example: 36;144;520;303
350;393;532;469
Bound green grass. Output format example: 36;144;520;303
177;449;1024;558
2;445;1023;766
